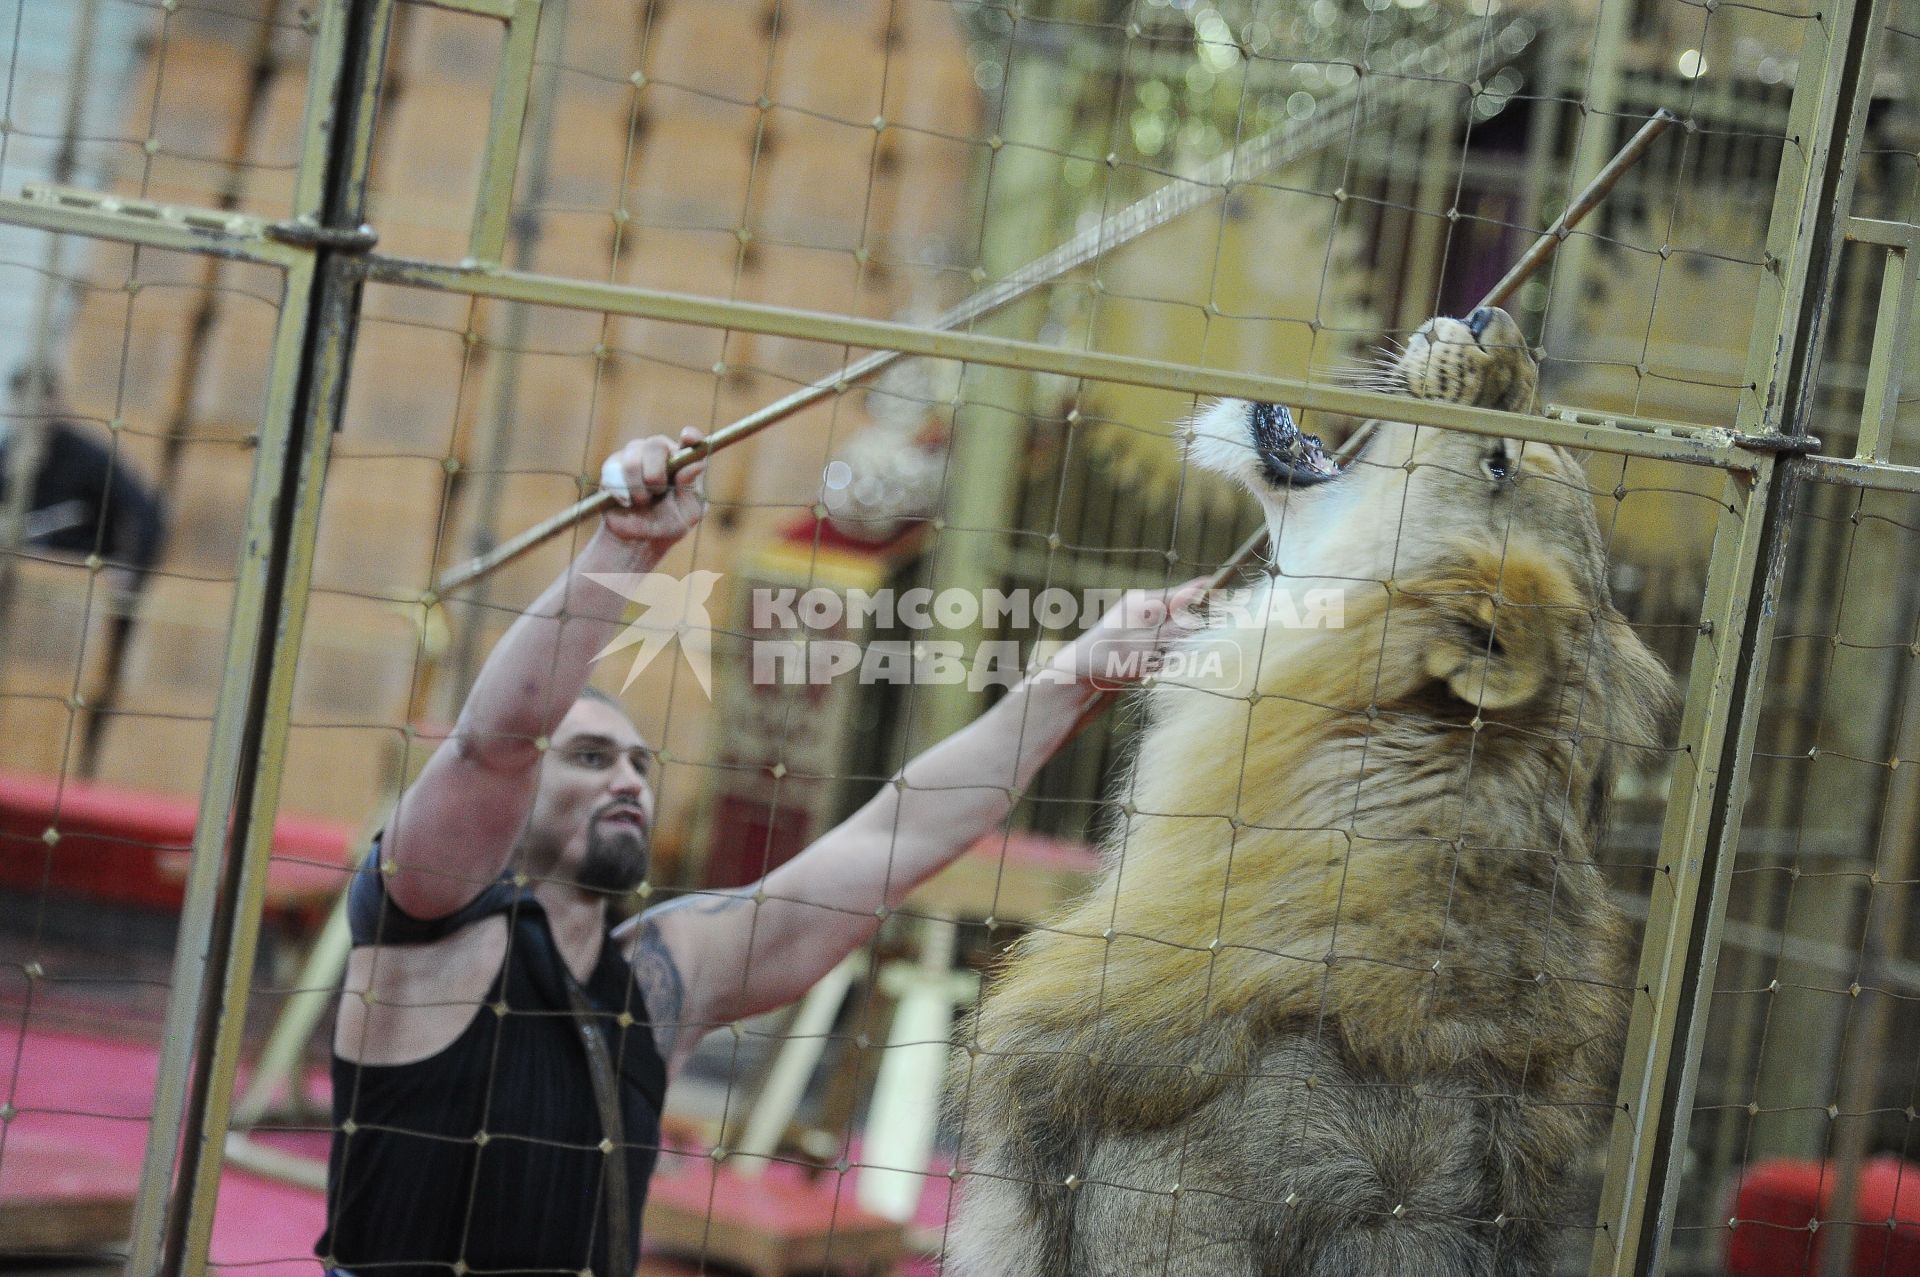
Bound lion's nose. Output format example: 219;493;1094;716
1465;306;1499;339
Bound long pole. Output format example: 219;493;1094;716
439;106;1671;603
1053;108;1678;738
1198;108;1678;591
430;19;1534;598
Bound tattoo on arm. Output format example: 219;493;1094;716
631;890;753;1061
631;919;686;1062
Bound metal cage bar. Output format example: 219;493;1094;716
1588;0;1895;1272
0;185;1767;470
122;253;319;1277
0;185;305;266
1846;216;1919;465
466;0;542;265
116;1;397;1272
355;254;1769;471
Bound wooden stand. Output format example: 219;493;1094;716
645;1163;903;1277
0;1127;136;1255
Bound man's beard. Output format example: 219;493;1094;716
574;818;650;894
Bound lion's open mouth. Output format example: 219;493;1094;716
1250;403;1341;488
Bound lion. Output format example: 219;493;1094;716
945;308;1678;1277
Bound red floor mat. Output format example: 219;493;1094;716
3;1027;327;1273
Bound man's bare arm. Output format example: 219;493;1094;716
382;433;707;920
639;585;1203;1042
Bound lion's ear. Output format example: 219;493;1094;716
1404;550;1582;713
1423;595;1546;711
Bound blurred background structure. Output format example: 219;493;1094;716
1;0;1918;1272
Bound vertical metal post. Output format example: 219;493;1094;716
125;1;394;1272
1815;190;1920;1277
915;31;1075;748
1396;95;1459;335
1543;0;1631;356
126;254;319;1277
1819;630;1920;1275
1587;1;1892;1273
467;0;542;267
443;0;563;707
1587;454;1790;1277
1850;221;1917;463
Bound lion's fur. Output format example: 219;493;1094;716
946;312;1678;1276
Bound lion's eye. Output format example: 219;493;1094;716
1481;446;1513;482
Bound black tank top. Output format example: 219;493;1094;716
317;848;668;1276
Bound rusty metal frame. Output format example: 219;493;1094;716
1587;0;1895;1271
100;0;393;1270
358;251;1772;471
0;0;1914;1270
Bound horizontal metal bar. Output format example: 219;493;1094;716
266;219;378;252
414;0;516;15
1846;215;1919;249
1793;451;1920;493
358;254;1759;470
0;187;302;267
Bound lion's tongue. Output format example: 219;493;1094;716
1251;402;1343;485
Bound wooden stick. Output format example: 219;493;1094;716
1479;108;1678;315
1062;108;1679;735
429;36;1536;598
1196;108;1678;596
436;109;1675;612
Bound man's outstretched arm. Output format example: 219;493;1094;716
381;431;707;921
630;584;1203;1065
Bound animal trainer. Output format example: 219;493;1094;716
316;427;1198;1274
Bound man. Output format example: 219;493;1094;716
317;429;1197;1275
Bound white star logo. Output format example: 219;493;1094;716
582;570;724;699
